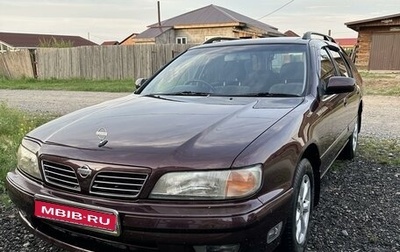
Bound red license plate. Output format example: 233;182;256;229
34;198;119;235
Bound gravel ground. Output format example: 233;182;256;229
361;95;400;139
0;90;129;115
0;90;399;252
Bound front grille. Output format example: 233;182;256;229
90;172;148;198
42;161;80;191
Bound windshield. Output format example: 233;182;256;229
140;44;307;97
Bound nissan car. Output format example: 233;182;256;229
6;32;363;252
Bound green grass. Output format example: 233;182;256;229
358;137;400;166
0;77;135;92
359;71;398;79
0;103;54;196
363;85;400;96
360;72;400;96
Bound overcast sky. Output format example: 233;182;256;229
0;0;399;44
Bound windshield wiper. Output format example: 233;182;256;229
157;91;213;96
241;92;301;97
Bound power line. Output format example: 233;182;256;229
258;0;294;20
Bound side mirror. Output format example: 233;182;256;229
135;78;147;89
325;76;355;95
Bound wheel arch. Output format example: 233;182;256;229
300;143;321;206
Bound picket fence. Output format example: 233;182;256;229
0;44;197;80
0;50;34;79
36;44;195;80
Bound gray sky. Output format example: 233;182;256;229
0;0;399;44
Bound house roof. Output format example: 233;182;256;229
346;13;400;31
0;32;97;48
334;38;357;47
284;30;300;37
120;32;139;44
136;4;282;39
135;27;172;40
101;41;119;45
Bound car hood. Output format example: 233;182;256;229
30;95;303;169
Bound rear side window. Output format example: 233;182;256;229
319;49;335;84
329;50;352;77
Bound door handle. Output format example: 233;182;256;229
343;98;348;107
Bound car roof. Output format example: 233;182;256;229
191;34;340;51
194;37;309;49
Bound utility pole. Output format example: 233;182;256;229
157;1;161;27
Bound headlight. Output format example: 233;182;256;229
17;139;42;180
150;165;262;200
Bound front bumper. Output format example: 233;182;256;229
6;169;292;252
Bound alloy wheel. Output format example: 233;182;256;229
295;174;311;245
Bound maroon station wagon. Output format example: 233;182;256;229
7;32;363;252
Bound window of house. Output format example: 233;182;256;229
176;37;187;44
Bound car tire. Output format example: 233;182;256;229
340;117;359;160
280;159;314;252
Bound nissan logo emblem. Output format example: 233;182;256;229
77;165;92;178
96;128;108;141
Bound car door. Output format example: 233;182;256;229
312;46;350;175
329;49;360;132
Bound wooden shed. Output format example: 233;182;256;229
346;13;400;70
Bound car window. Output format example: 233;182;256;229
140;44;307;97
319;48;336;84
328;50;352;77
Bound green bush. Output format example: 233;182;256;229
0;104;53;194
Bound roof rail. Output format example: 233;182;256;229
302;32;336;43
203;37;239;44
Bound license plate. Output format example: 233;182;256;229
34;195;119;235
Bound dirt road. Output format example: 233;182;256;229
0;90;129;115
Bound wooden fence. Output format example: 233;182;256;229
0;50;34;79
36;44;196;80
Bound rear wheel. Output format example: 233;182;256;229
280;159;314;252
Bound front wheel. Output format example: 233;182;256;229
280;159;314;252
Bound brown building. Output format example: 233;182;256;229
119;33;138;45
346;13;400;70
284;30;299;37
0;32;97;53
122;4;283;45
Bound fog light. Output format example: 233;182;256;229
193;244;240;252
267;221;283;244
